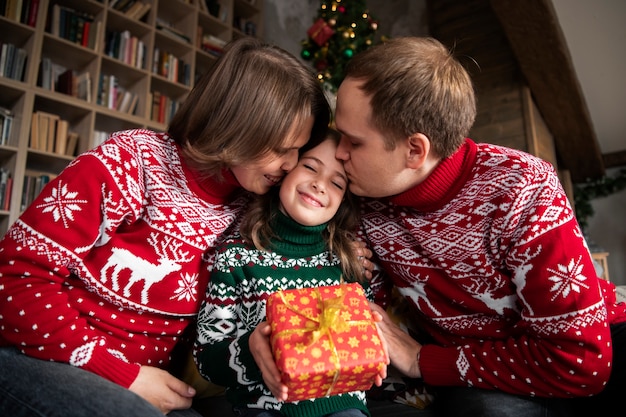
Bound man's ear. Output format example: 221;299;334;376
406;133;430;169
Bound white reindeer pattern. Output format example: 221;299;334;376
100;233;193;304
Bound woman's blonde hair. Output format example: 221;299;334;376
169;37;330;178
344;37;476;158
240;129;364;282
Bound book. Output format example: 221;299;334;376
3;175;12;211
65;131;79;157
54;119;69;155
88;20;102;52
27;0;40;27
29;111;39;149
36;111;49;151
56;68;75;96
76;71;91;102
127;92;139;115
45;113;59;153
10;47;27;81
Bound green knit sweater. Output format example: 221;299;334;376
194;206;371;417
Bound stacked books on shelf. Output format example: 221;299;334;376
55;68;92;102
150;90;180;125
152;47;191;85
0;106;14;145
0;167;12;211
96;74;139;115
29;111;79;157
105;29;147;70
20;170;54;211
197;33;226;58
37;59;91;102
49;4;100;50
0;0;40;27
0;42;28;82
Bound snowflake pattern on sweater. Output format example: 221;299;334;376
0;129;247;388
360;139;626;398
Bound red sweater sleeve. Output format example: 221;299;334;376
0;152;141;387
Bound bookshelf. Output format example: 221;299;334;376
0;0;264;236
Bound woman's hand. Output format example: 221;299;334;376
249;321;288;401
129;366;196;414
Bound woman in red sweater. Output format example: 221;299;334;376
0;37;331;417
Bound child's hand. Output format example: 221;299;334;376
249;321;288;401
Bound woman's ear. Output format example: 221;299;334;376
406;133;430;169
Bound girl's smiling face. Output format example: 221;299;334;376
278;138;348;226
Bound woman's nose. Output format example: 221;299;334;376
281;150;299;172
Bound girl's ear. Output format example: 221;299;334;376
406;133;430;169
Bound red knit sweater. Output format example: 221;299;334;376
363;139;626;397
0;129;247;388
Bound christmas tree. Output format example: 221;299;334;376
301;0;380;93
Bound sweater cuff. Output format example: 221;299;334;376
419;344;462;386
84;344;142;388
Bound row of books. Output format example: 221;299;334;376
48;4;101;51
56;68;91;102
0;0;40;28
29;111;79;157
196;31;227;58
150;91;180;125
0;168;12;211
0;106;13;146
105;30;147;70
96;74;139;115
0;42;28;82
20;171;54;211
153;48;191;86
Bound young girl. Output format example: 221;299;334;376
194;130;381;417
0;37;330;417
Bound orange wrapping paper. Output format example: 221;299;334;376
266;283;386;402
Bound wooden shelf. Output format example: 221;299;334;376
0;0;264;236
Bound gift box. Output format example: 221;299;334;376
266;283;386;402
307;18;335;46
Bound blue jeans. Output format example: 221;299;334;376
0;347;202;417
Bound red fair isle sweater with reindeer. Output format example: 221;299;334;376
0;129;248;388
363;139;626;397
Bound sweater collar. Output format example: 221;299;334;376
179;152;241;204
390;138;477;211
270;204;328;257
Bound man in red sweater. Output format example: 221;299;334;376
252;37;626;416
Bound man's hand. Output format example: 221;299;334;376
351;239;374;280
129;366;196;414
249;321;288;401
369;302;423;379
